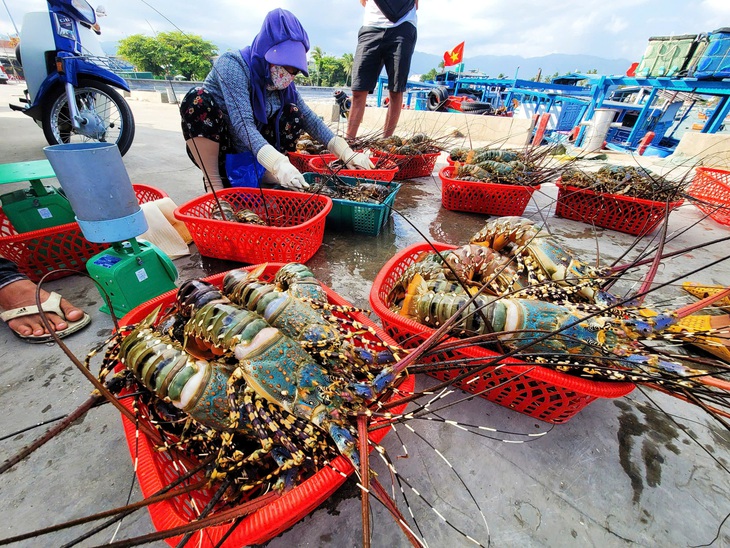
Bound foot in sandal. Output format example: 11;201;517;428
0;279;90;343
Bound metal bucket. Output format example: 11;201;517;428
44;142;147;242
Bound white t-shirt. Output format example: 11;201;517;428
362;1;418;28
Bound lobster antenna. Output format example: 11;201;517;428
371;432;490;547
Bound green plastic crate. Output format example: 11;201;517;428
636;34;707;77
303;173;401;236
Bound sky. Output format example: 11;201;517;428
2;0;729;61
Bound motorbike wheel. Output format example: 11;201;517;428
42;78;135;156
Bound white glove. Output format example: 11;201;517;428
256;144;309;191
328;135;375;170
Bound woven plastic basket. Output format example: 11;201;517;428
174;188;332;264
688;167;730;226
307;156;398;182
117;265;414;547
369;242;634;424
0;184;167;282
439;166;540;216
286;151;336;173
370;149;440;180
555;181;684;236
302;173;401;236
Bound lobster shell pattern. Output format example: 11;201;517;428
108;263;408;496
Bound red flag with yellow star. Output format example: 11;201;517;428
443;42;465;67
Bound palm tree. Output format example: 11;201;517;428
310;46;325;86
341;53;354;87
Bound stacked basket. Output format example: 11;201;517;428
439;166;540;216
555;181;684;236
370;149;440;180
118;265;414;547
369;242;634;424
688;167;730;226
302;172;401;236
174;188;332;264
0;184;167;281
307;156;399;182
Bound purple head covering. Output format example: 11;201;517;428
241;9;310;125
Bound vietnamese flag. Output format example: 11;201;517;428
443;42;465;67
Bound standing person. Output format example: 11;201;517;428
347;0;418;139
180;8;372;192
0;259;90;343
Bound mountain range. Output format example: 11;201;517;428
101;41;633;80
409;51;633;79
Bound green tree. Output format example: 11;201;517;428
341;53;354;86
117;34;165;75
420;68;438;82
117;31;217;80
310;46;325;86
315;55;341;86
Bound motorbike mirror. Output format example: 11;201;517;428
96;5;107;16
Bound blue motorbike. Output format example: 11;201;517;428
10;0;135;155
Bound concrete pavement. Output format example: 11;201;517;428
0;80;729;547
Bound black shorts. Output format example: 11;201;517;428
351;23;417;94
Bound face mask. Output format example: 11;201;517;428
267;65;296;90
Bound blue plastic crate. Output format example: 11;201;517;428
303;173;401;236
695;28;730;79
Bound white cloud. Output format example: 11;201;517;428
0;0;721;63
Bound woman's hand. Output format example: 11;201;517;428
345;152;375;170
256;144;309;191
327;136;374;170
272;159;309;190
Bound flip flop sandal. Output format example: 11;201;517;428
682;282;730;312
0;291;91;344
668;314;730;364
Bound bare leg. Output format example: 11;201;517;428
186;137;224;191
347;91;369;140
0;279;84;337
383;91;404;138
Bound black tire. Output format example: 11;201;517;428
427;86;449;111
460;101;493;112
42;78;135;156
465;108;493;115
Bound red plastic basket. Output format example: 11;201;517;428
555;181;684;236
307;156;398;182
370;149;440;180
174;188;332;264
439;166;540;216
0;184;167;282
117;265;414;547
369;242;634;424
688;167;730;226
286;151;336;172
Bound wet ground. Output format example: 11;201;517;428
0;81;729;547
